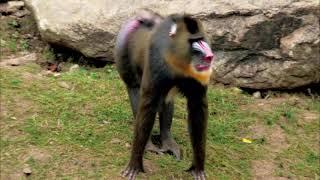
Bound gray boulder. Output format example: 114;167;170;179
25;0;319;89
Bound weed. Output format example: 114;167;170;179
7;38;17;53
7;20;19;28
10;79;22;86
42;48;56;61
20;39;30;51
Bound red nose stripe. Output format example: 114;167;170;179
199;41;213;57
199;40;214;62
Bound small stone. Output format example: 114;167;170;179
25;34;33;39
8;1;25;10
10;116;17;120
102;120;110;124
231;87;242;94
288;97;299;106
13;10;30;18
58;81;71;90
23;166;32;175
8;59;21;66
111;138;121;144
40;70;54;76
53;73;61;77
253;91;261;99
69;64;80;72
264;94;270;99
0;39;6;46
125;143;131;148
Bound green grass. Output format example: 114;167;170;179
42;48;56;61
0;63;319;179
0;15;42;56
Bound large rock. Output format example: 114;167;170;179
24;0;320;89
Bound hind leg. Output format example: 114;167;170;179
159;100;182;160
126;86;162;154
127;87;139;119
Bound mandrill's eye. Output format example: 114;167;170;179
188;37;203;44
191;49;202;57
188;36;203;56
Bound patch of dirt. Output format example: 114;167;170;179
243;93;319;179
1;171;25;180
143;159;160;174
0;53;37;66
301;111;319;123
267;125;289;153
251;160;289;180
9;97;35;116
252;160;275;179
21;146;52;163
241;97;287;112
249;125;289;178
45;148;101;178
82;103;93;114
0;98;36;139
248;122;267;139
249;123;289;153
1;146;52;180
139;159;160;179
0;100;8;119
241;95;307;113
21;71;43;81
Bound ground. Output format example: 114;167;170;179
0;10;319;180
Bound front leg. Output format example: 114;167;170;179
186;90;208;180
122;88;161;180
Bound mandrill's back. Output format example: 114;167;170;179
127;27;153;71
114;10;163;83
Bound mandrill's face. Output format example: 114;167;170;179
168;17;214;73
190;39;214;72
164;15;215;85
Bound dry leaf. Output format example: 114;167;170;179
242;138;252;144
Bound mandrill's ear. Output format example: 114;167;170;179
169;23;177;37
169;15;201;38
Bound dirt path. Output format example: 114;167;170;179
242;96;319;180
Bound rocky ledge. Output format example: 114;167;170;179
24;0;319;89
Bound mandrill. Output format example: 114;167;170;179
114;9;214;180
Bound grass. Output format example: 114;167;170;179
0;14;43;57
1;61;319;180
42;48;56;61
1;9;319;179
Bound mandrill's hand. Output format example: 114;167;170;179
121;164;144;180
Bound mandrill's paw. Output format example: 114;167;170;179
191;170;206;180
160;138;182;161
187;166;206;180
146;140;163;155
121;165;143;180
